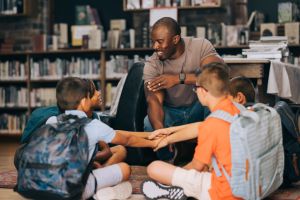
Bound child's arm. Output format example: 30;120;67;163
116;130;150;138
183;158;208;172
148;122;201;140
111;130;160;148
153;122;200;151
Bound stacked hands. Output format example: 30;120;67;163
148;128;173;152
146;74;179;92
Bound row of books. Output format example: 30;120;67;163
0;61;27;80
30;58;100;80
0;87;56;107
106;55;149;78
30;88;56;107
126;0;219;9
0;86;27;107
0;113;27;134
107;29;135;49
0;0;23;15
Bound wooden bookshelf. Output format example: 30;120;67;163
0;130;22;137
0;0;37;17
123;0;221;11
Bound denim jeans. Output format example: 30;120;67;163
144;101;210;161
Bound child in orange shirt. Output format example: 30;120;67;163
142;62;242;200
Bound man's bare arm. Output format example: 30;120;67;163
145;84;165;130
200;55;224;68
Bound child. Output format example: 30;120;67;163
46;77;159;200
148;75;256;151
142;62;242;200
229;76;255;106
83;79;127;168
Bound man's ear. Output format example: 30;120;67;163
173;35;180;45
236;92;247;105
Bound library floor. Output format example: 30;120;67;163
1;139;300;200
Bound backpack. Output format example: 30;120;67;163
21;106;100;144
210;103;284;200
14;114;97;200
274;101;300;185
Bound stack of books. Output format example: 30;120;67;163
242;36;288;60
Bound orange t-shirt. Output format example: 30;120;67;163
194;98;242;200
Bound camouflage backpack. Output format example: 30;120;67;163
14;114;97;200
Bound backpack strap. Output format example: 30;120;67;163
208;110;234;124
208;110;235;182
232;102;247;112
212;156;231;182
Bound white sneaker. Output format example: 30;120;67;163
93;181;132;200
141;180;187;200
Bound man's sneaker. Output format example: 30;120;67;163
141;180;187;200
93;181;132;200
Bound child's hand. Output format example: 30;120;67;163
153;137;169;151
95;141;113;162
148;129;171;140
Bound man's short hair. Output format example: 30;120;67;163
152;17;181;36
229;76;255;103
56;77;89;111
196;62;230;97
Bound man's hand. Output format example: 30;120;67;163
148;128;172;140
146;74;179;92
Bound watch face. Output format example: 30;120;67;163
179;73;185;80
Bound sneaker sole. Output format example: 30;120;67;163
141;180;187;200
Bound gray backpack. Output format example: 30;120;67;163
209;103;284;200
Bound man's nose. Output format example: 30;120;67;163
152;42;159;50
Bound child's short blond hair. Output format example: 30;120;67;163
196;62;230;97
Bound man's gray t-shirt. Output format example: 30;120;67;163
143;37;217;107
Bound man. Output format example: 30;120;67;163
143;17;223;161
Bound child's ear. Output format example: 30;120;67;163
80;97;91;113
236;92;247;105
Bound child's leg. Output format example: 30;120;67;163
147;160;211;199
147;160;177;185
103;145;127;167
82;162;130;199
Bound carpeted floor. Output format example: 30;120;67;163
1;166;300;199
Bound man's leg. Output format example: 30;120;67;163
187;101;210;123
144;106;186;161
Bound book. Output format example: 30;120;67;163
127;0;140;9
75;5;89;25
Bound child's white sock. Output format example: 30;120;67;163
93;181;132;200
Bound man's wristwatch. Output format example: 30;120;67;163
179;73;186;84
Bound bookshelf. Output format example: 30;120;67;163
0;0;37;17
0;48;153;136
123;0;221;11
1;44;299;136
